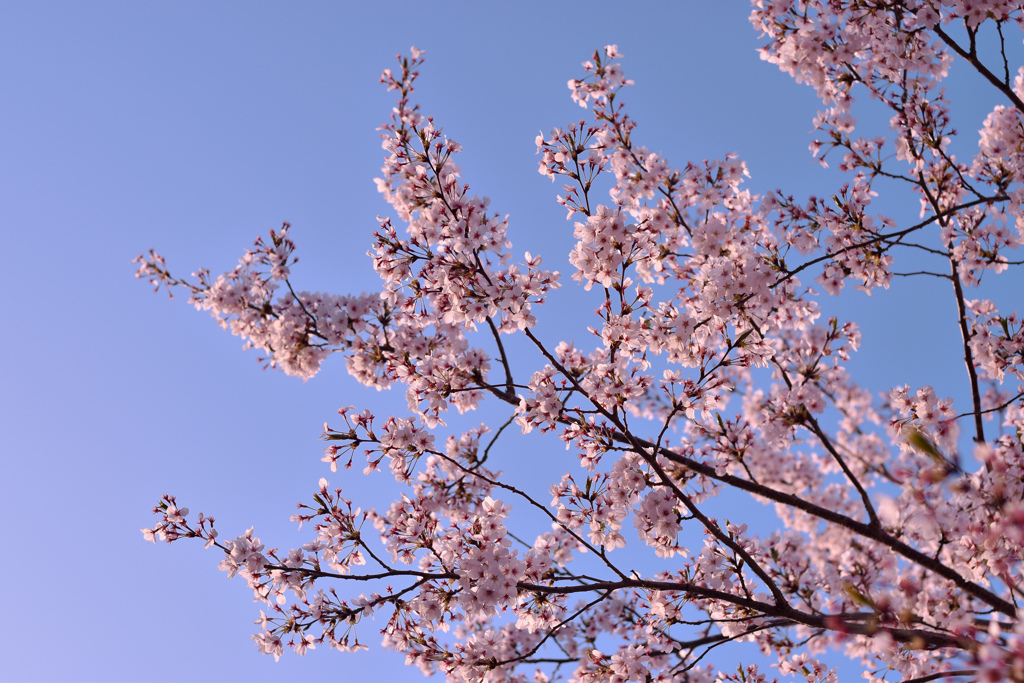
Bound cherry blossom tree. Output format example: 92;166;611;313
137;2;1024;681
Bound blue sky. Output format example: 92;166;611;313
2;2;1019;681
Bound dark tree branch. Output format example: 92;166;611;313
933;25;1024;113
949;255;986;443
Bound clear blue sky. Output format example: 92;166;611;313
1;2;1018;681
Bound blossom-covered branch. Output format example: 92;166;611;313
141;3;1024;681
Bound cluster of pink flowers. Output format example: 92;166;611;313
140;3;1024;681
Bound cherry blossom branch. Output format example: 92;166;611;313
523;309;1014;618
954;391;1024;422
628;438;1017;617
760;325;882;528
485;316;516;400
997;21;1011;87
475;410;517;468
900;671;977;683
949;253;986;443
802;412;881;528
264;565;454;583
520;579;970;650
772;195;1007;289
916;170;987;444
673;619;812;676
933;25;1024;113
665;618;794;654
522;328;791;609
489;588;614;669
420;442;630;579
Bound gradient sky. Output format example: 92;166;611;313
2;2;1020;681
